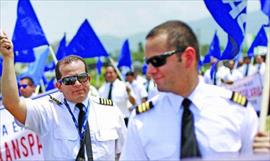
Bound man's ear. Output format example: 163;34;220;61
88;75;91;82
183;47;196;68
55;82;62;91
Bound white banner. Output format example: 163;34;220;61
221;73;263;112
0;108;43;161
0;89;58;161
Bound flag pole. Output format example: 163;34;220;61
49;45;58;64
108;57;124;81
259;19;270;132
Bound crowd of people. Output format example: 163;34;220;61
203;55;266;86
0;19;269;161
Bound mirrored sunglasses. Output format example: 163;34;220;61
59;72;89;85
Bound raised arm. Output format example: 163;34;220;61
0;32;27;124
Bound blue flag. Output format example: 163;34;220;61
14;48;36;63
19;47;50;85
247;26;268;57
142;62;148;75
207;31;221;59
66;19;109;58
12;0;49;52
0;57;2;77
96;57;103;75
56;34;67;60
45;77;56;91
117;39;132;69
204;0;247;60
261;0;270;17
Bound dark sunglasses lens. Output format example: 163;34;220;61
77;73;88;83
147;56;166;67
19;84;28;88
62;76;77;85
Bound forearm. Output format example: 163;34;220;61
0;34;27;124
2;57;20;107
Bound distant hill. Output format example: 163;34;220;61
99;10;269;57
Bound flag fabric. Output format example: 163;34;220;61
204;0;247;60
96;57;103;75
56;34;67;60
142;62;147;75
12;0;49;52
0;57;3;76
247;26;268;57
65;19;109;58
45;77;56;91
14;49;35;63
117;39;132;69
19;47;50;85
260;0;270;17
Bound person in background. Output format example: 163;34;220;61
125;71;148;105
99;65;136;126
120;20;261;160
238;56;256;77
221;60;243;85
0;33;127;160
254;54;265;77
18;76;37;98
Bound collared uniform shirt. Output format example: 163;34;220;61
99;79;135;118
128;80;148;105
222;69;243;83
238;64;256;77
22;91;127;160
120;80;258;160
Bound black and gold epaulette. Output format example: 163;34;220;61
99;98;113;106
136;101;154;114
230;92;248;107
49;95;62;105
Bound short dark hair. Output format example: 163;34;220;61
125;71;135;77
20;76;35;86
55;55;88;80
146;20;200;62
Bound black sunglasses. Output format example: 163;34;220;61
145;47;186;67
59;72;89;85
18;84;28;89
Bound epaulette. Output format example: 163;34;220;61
49;95;62;106
99;98;113;106
230;92;248;107
136;101;154;114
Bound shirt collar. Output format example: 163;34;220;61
165;78;205;113
66;97;89;113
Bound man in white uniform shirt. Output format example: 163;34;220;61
0;34;126;161
238;56;256;77
120;20;267;160
99;65;136;126
125;71;148;105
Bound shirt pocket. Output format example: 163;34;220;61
52;124;79;159
91;128;119;159
209;131;241;152
146;143;177;160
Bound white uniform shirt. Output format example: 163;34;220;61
128;80;148;105
99;79;134;118
238;64;256;77
222;69;243;83
23;92;127;160
255;63;265;76
120;80;258;160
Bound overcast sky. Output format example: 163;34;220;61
0;0;261;43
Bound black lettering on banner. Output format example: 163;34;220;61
2;125;8;136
